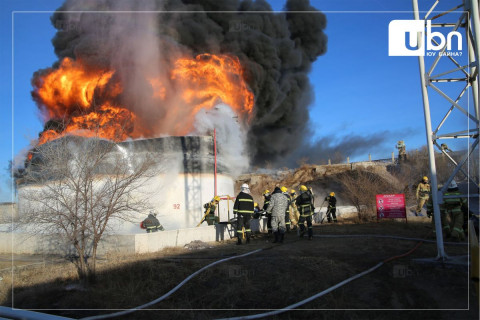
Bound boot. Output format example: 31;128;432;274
273;232;279;243
299;228;305;238
246;236;250;244
280;233;284;243
236;237;242;245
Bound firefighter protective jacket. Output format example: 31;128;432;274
262;194;271;211
326;196;336;209
296;190;314;216
266;188;290;217
234;191;254;216
416;182;431;200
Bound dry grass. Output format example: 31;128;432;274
1;221;477;320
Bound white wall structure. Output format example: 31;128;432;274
16;136;237;235
0;225;233;255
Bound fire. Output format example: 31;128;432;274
171;54;254;118
33;53;254;146
35;58;118;119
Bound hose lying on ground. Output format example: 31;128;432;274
4;232;465;320
80;249;263;320
216;241;425;320
314;234;467;246
83;233;464;320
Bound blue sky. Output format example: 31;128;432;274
1;0;474;202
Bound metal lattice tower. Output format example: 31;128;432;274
413;0;479;259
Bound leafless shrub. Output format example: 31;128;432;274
18;136;159;282
338;167;402;221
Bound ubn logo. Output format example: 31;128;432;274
388;20;462;56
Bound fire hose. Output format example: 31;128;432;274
79;249;263;320
79;234;465;320
0;234;469;320
216;240;426;320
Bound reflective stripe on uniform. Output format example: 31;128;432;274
453;227;464;233
237;210;254;214
245;229;251;232
239;199;254;202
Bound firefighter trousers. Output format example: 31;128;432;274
450;210;465;241
285;212;291;231
431;211;451;237
326;207;337;222
298;215;313;238
237;214;252;242
271;215;286;234
416;197;429;213
266;213;272;234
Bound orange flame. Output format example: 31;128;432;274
34;54;254;145
172;53;254;117
36;57;118;119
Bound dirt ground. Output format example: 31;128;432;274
1;220;478;320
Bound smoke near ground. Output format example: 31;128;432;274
31;0;328;169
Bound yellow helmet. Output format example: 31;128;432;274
281;186;288;193
300;185;308;192
254;202;258;207
330;192;335;196
213;196;220;202
290;189;296;194
263;189;270;195
423;176;428;181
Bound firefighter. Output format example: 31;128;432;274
281;186;292;232
234;183;255;245
296;185;315;240
290;189;299;230
396;140;407;162
427;190;451;238
266;186;289;243
142;212;164;233
416;176;431;215
253;202;261;219
263;189;272;235
202;196;220;225
443;181;466;241
325;192;337;223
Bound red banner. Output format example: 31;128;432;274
376;194;406;219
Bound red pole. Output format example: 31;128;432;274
214;128;217;197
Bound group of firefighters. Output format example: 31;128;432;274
416;175;471;242
202;183;337;245
200;175;472;244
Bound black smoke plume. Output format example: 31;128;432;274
39;0;328;166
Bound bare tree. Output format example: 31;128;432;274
338;167;402;221
18;136;158;282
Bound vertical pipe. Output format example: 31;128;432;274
469;0;480;120
413;0;447;259
214;128;217;197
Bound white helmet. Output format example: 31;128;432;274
241;183;250;193
448;180;458;190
